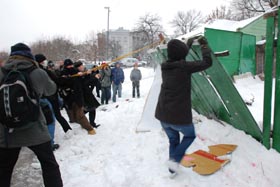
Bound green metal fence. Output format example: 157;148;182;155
205;28;256;76
152;46;262;141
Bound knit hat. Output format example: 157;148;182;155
48;60;55;67
10;43;34;60
34;54;47;63
64;59;74;67
74;61;83;68
11;43;31;53
167;39;189;61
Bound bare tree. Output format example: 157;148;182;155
229;0;276;20
134;13;165;46
31;37;74;61
97;33;106;61
206;5;233;22
131;31;150;59
109;40;122;59
170;9;204;36
82;31;99;62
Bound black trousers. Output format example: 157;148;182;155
0;141;63;187
49;95;72;133
132;81;140;97
89;109;96;125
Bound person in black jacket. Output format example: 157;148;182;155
155;37;212;175
0;43;63;187
74;61;101;128
35;54;72;136
60;59;96;135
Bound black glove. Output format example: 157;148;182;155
186;37;195;48
197;36;208;45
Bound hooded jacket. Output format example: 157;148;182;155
155;45;212;125
0;55;57;148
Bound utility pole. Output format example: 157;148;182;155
104;6;110;60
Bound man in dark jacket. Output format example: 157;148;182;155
0;43;63;186
35;54;72;136
155;37;212;175
60;59;96;135
111;62;124;102
74;61;101;128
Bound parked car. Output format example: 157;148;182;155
84;63;94;70
121;58;139;67
138;61;147;67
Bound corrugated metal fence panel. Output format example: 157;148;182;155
205;28;242;76
153;46;262;141
239;34;256;75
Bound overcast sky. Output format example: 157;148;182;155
0;0;230;51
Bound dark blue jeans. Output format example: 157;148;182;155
161;121;196;163
40;98;56;145
101;86;111;104
112;83;122;102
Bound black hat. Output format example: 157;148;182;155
48;60;55;67
10;43;34;59
167;39;189;61
64;59;74;67
11;43;31;53
34;54;47;63
74;61;83;68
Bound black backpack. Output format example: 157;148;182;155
0;67;40;128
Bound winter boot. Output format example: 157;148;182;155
167;160;180;176
88;129;96;135
52;144;60;151
91;123;101;128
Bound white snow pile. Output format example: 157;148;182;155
12;67;280;187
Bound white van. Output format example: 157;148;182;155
121;58;139;67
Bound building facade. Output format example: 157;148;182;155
98;27;148;60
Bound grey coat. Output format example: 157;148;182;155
100;67;112;87
130;68;142;82
0;55;57;148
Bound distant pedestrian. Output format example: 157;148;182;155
111;62;124;102
130;63;142;98
155;37;213;175
99;63;112;104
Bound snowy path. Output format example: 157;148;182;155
11;67;280;187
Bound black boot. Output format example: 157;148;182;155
91;123;100;128
52;144;60;151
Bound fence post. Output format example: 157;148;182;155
273;7;280;152
263;16;275;149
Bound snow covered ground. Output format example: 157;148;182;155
12;67;280;187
